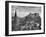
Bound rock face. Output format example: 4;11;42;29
12;12;41;31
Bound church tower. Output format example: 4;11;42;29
15;10;17;17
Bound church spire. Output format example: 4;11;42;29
15;10;17;17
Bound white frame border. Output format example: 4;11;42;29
9;3;44;35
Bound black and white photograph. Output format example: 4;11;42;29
12;5;41;31
5;1;45;36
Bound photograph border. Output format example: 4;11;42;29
5;1;45;36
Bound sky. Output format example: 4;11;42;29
11;5;41;18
